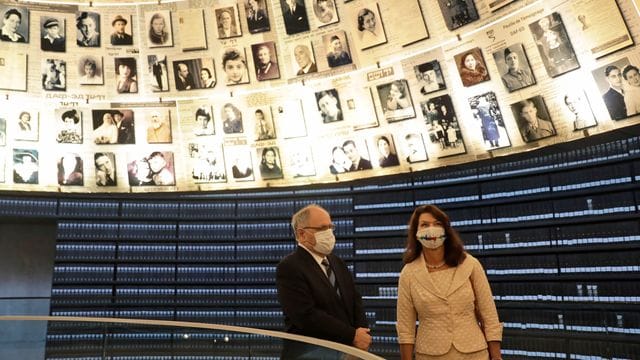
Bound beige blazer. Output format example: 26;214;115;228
396;253;502;356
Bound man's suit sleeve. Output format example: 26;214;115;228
276;257;357;344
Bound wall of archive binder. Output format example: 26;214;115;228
1;125;638;359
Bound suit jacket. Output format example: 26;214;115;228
351;158;372;171
111;32;133;45
297;62;317;75
276;246;367;347
396;253;502;356
41;36;65;52
603;87;626;120
247;9;269;33
283;3;310;35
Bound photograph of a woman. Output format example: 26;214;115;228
355;4;386;50
146;11;172;47
455;48;489;87
376;79;415;122
115;57;137;93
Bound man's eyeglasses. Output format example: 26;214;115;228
302;224;336;232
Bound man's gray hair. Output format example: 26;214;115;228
291;204;324;239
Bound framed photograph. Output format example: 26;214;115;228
188;142;227;183
0;116;6;146
414;60;446;95
226;146;255;181
0;151;5;183
0;6;29;43
94;152;117;186
147;55;169;92
280;0;310;35
13;149;38;184
354;3;387;50
291;40;317;76
57;153;84;186
272;100;307;139
529;13;579;78
127;151;176;186
75;11;100;47
324;31;352;68
454;47;490;87
257;146;284;180
146;10;173;48
370;133;400;168
109;14;133;46
172;58;216;90
251;41;280;81
510;95;557;143
468;91;511;151
192;105;215;136
591;57;638;120
570;0;633;59
215;5;242;39
115;57;138;94
42;59;66;91
78;55;103;85
437;0;478;31
561;90;597;131
489;0;516;12
492;43;536;92
375;79;415;122
40;16;65;52
400;132;428;164
421;94;466;158
245;0;270;34
222;47;250;85
286;144;315;177
221;103;244;134
146;110;172;144
55;108;82;144
329;138;372;173
315;89;344;123
92;109;135;145
313;0;339;26
252;107;276;140
177;9;207;51
14;110;38;142
0;51;27;91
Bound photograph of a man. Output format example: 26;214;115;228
110;15;133;46
13;149;38;184
41;17;65;52
493;43;535;92
281;0;310;35
174;61;196;90
343;139;372;171
315;89;343;123
113;109;135;144
511;96;556;143
324;32;352;68
252;42;280;81
95;152;116;186
293;42;317;76
76;11;100;47
593;61;627;120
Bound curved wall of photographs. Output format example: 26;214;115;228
0;0;639;193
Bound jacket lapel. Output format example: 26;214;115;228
412;255;447;301
446;256;473;296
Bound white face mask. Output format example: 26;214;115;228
416;226;446;249
313;228;336;255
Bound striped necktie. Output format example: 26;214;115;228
321;258;341;297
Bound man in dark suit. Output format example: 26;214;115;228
294;44;317;75
602;65;627;120
113;110;135;144
41;18;65;52
110;15;133;46
282;0;309;35
343;140;372;171
276;205;371;359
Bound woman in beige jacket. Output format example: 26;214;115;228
396;204;502;360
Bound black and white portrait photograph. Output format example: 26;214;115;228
400;132;428;164
421;94;466;158
324;31;352;68
127;151;176;186
354;3;386;50
92;109;135;145
529;13;579;78
510;95;556;143
146;110;172;144
313;0;339;26
253;107;276;141
13;149;38;184
172;58;216;90
286;144;315;177
78;55;103;85
0;116;6;146
251;41;280;81
110;14;133;46
148;54;169;92
592;57;640;120
75;11;100;47
42;59;66;91
376;79;415;122
94;152;117;186
315;88;343;124
492;43;536;92
226;146;254;181
215;5;242;39
370;134;400;168
272;100;307;138
257;146;284;180
40;16;65;52
55;108;82;144
245;0;270;34
414;60;446;95
562;90;597;131
454;47;490;87
0;151;5;183
1;6;29;43
14;110;38;141
468;91;511;151
188;143;227;183
191;105;214;136
437;0;479;31
146;10;173;48
114;57;138;94
221;103;244;134
57;153;84;186
222;47;250;85
292;40;317;76
281;0;310;35
329;138;372;173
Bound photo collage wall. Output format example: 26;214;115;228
0;0;638;193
